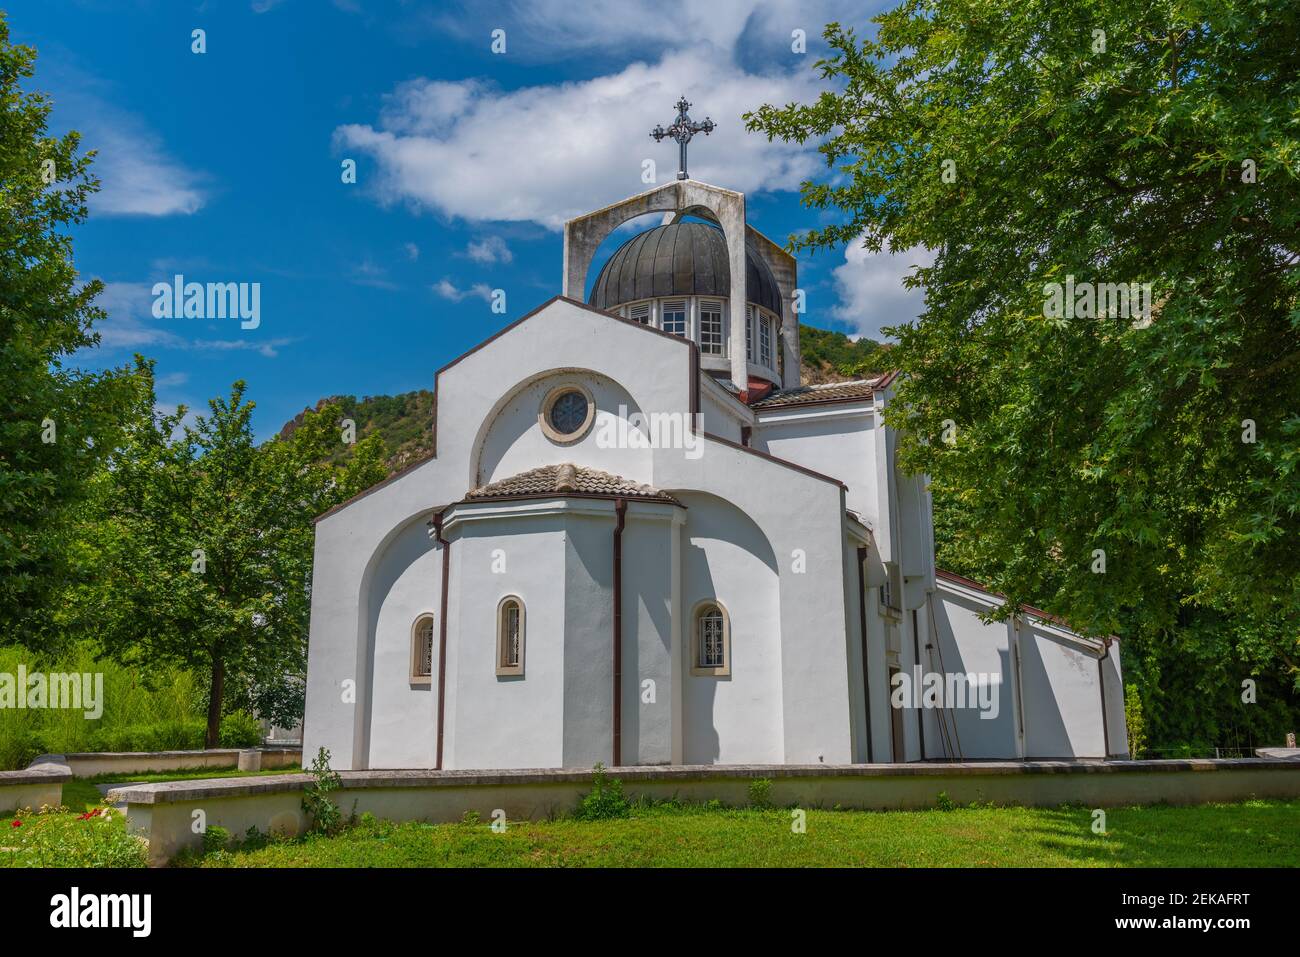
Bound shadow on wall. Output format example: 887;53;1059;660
673;490;781;765
473;369;649;488
360;513;440;769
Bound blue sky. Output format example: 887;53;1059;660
12;0;925;439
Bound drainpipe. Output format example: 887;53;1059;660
911;609;926;761
1097;638;1112;759
433;509;451;770
612;498;627;767
856;547;874;763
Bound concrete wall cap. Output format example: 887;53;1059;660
2;762;73;785
104;758;1300;805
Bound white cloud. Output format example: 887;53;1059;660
435;0;872;61
82;110;205;217
466;236;512;264
433;278;493;303
41;59;207;218
831;239;934;341
333;45;827;228
404;242;420;261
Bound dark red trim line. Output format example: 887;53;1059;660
612;498;627;767
702;432;848;490
935;568;1119;643
432;509;451;770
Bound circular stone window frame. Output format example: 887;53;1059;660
538;382;596;445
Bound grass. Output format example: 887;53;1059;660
1;766;299;867
61;765;302;814
6;766;1296;868
184;798;1300;869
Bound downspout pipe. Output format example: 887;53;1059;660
856;546;873;763
433;509;451;770
612;498;627;767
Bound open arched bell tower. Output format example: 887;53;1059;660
562;178;801;393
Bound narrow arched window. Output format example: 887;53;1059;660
692;601;730;676
497;596;525;677
410;614;434;683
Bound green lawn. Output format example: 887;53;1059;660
186;799;1300;868
6;768;1296;868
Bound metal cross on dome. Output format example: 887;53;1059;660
650;97;715;181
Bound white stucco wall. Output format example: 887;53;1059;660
933;575;1125;760
752;403;877;520
676;491;783;764
476;371;651;488
443;507;571;770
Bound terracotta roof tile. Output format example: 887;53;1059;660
750;375;891;410
466;464;681;505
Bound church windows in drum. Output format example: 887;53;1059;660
626;301;651;325
497;597;525;677
692;601;731;676
661;300;688;337
699;300;724;355
410;614;434;684
759;313;773;368
745;305;754;361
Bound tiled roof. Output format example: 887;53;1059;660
465;464;681;505
750;374;894;410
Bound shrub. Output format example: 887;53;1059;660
219;710;263;748
573;763;630;821
1124;684;1147;759
747;777;773;808
936;791;956;811
301;747;344;835
202;825;230;853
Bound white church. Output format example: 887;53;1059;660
302;103;1127;770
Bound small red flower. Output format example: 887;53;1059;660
10;820;20;828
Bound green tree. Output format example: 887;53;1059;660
79;370;387;747
748;1;1300;747
0;13;137;644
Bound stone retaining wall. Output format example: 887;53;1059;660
108;758;1300;865
0;762;73;813
32;747;301;778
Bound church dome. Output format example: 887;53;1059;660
587;221;783;316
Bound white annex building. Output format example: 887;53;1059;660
303;134;1127;770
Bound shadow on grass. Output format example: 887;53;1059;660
1019;802;1299;867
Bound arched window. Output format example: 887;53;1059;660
497;596;525;677
410;614;434;683
692;601;730;676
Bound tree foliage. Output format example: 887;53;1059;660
748;0;1300;747
0;13;137;641
71;369;387;745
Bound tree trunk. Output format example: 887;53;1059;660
205;657;224;749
